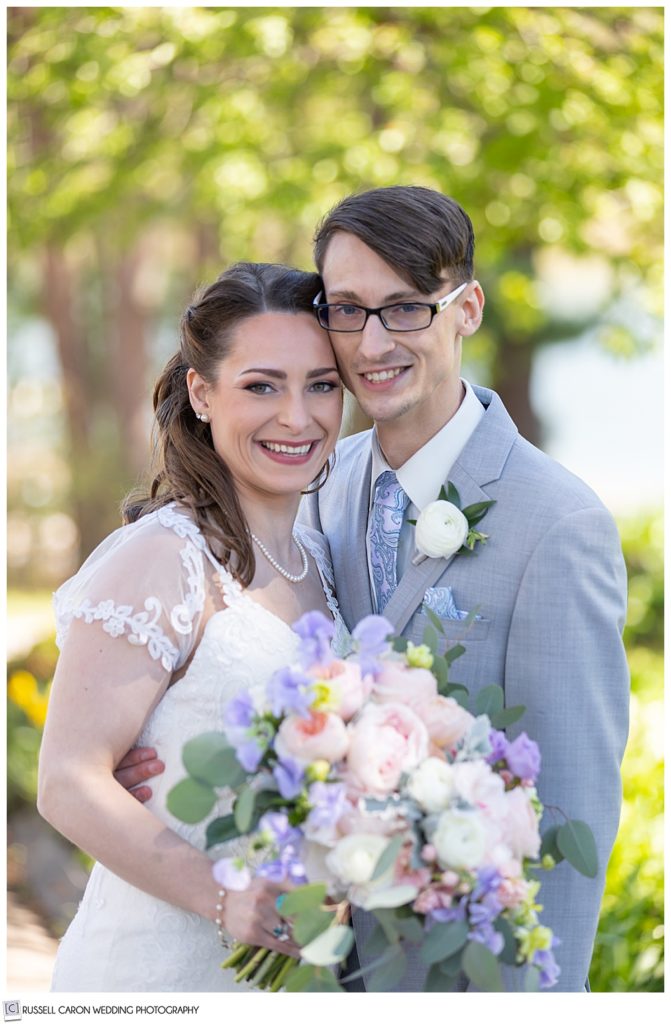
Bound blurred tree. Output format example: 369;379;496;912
7;6;663;556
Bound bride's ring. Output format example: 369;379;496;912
272;923;291;942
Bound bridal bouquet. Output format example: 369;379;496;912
168;611;597;992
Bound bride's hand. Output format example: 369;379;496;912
223;878;302;957
113;747;165;802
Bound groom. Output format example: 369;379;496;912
118;186;629;992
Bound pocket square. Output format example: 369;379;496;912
423;586;477;621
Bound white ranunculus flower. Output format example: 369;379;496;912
432;809;488;869
325;833;390;887
406;757;455;813
415;500;469;559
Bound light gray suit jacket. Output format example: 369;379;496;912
300;386;629;992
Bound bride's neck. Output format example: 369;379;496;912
238;492;302;561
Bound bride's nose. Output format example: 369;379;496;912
275;391;312;434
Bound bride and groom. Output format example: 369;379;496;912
38;185;629;993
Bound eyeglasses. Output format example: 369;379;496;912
312;282;469;333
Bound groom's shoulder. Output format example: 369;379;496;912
504;432;610;519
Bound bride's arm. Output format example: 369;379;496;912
37;620;299;956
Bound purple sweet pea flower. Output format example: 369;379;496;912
267;665;314;718
257;848;307;886
533;943;561;988
273;757;305;799
506;732;541;782
486;729;510;765
352;615;394;676
292;610;335;667
235;737;265;772
258;811;302;850
428;901;468;925
469;921;505;956
472;866;502;900
223;692;256;730
306;781;348;830
468;891;503;926
212;857;251;891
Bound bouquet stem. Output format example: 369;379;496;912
221;942;251;971
269;955;296;992
235;945;270;983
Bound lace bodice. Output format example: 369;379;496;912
50;504;351;992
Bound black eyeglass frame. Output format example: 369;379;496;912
311;282;469;333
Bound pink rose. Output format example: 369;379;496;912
346;702;430;795
309;659;372;721
451;760;507;814
275;710;349;765
496;875;530;910
412;884;455;915
500;786;541;861
337;804;406;838
394;842;432;889
372;662;437;709
414;695;475;750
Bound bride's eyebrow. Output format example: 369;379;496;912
239;367;338;379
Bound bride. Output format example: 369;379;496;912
37;261;348;992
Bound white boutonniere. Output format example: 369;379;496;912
410;483;495;564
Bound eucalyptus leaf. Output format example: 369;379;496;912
300;924;354;966
422;624;439;654
425;963;461;991
371;833;405;882
292;907;334;946
445;643;466;666
182;732;247;787
279;883;327;916
539;824;565;864
304;968;345;992
233;784;256;834
489;705;526;729
367;945;407;992
419;921;469;966
475;684;504;716
557;820;599;878
362;923;391;960
205;813;241;849
432;654;449;691
445;684;470;708
372;908;400;943
166;777;216;824
462;940;504;992
361;884;419;910
283;964;320;991
340;942;399;984
394;915;424;943
493;917;518;965
424;607;446;635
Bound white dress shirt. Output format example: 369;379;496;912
367;379;485;607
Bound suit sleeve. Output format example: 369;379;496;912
503;505;629;991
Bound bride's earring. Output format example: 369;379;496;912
197;411;210;423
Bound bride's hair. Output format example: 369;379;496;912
122;261;323;586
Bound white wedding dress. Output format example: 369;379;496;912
50;504;350;992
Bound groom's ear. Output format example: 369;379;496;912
457;281;485;338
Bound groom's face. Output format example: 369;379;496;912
320;232;475;434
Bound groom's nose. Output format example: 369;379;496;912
356;314;396;362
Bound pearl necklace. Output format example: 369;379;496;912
251;531;309;584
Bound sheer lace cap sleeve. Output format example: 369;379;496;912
53;506;211;673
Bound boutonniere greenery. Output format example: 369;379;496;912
409;482;495;562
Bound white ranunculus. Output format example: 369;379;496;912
325;833;390;887
406;757;455;813
432;809;488;869
415;500;468;559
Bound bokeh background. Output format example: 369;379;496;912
6;6;663;991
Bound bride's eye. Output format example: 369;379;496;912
245;382;275;395
310;380;339;393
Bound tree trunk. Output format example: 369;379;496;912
112;246;152;480
490;337;541;447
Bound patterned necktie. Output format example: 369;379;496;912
368;470;409;614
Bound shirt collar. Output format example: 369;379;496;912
369;379;485;511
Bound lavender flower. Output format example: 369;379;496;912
533;943;561;988
235;738;265;772
506;732;541;782
486;729;510;765
267;665;314;718
273;757;305;799
469;921;505;955
258;811;302;850
429;901;467;925
292;610;335;667
352;615;394;676
223;692;256;731
212;856;251;891
306;781;348;830
468;891;503;926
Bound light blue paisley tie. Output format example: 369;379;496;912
368;470;410;613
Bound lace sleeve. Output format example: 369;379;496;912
53;507;208;673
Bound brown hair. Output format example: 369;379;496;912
122;261;323;586
313;185;474;293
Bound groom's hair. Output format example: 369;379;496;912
122;263;325;587
313;185;475;293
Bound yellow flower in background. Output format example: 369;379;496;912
519;925;553;960
8;670;50;728
405;642;434;669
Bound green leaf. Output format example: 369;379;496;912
539;824;565;864
233;784;256;834
439;950;465;976
367;944;407;991
462;940;504;992
362;884;419;910
419;921;469;966
205;814;241;848
394;915;424;943
371;833;405;882
446;481;461;506
475;684;505;716
283;964;319;991
392;636;408;653
278;883;327;916
461;499;496;525
372;908;400;944
422;623;439;654
489;705;526;729
557;820;599;878
292;907;334;946
304;968;345;992
524;965;541;992
432;653;449;691
182;732;247;787
462;605;482;627
166;777;216;824
494;917;518;965
424;962;461;991
444;683;470;708
301;924;354;966
445;643;466;666
407;518;417;526
362;923;390;960
424;607;446;635
341;943;398;985
438;484;449;502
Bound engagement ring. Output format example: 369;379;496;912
272;923;291;942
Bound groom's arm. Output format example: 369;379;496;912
504;505;629;991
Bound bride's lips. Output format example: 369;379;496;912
358;366;410;391
256;439;321;465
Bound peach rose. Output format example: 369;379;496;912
346;702;429;795
372;661;437;709
499;785;541;861
275;710;349;765
414;695;475;749
309;659;372;721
